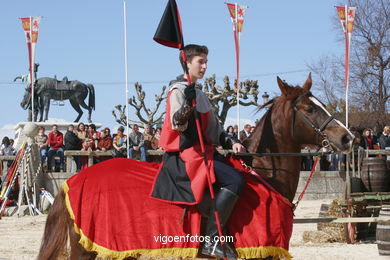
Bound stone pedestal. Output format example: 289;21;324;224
13;120;102;150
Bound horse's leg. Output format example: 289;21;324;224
43;97;50;122
38;96;44;122
69;98;83;122
69;226;97;260
76;96;92;123
37;190;69;260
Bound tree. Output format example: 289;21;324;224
308;0;390;131
112;82;166;127
113;75;262;127
203;74;261;125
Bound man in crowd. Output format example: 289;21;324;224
64;124;82;171
47;124;64;172
128;124;146;161
239;124;252;141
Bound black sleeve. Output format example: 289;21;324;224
219;132;240;149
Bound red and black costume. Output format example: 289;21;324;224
150;75;244;258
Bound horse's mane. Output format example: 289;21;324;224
246;84;310;153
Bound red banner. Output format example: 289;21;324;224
336;6;357;34
226;3;247;33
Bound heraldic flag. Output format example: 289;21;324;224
153;0;184;49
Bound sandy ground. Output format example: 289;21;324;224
0;200;387;260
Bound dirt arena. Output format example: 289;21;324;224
0;200;385;260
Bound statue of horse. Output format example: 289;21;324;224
20;77;95;122
37;74;354;260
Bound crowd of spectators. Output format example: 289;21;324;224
32;123;162;172
3;123;390;173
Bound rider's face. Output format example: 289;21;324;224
187;54;207;82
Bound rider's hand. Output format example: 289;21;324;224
184;83;196;105
232;143;246;154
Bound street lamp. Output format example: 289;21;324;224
262;92;270;105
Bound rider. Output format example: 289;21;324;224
150;44;246;258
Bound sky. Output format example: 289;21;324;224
0;0;347;140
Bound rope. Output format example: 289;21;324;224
292;157;320;211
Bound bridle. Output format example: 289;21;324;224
291;92;337;149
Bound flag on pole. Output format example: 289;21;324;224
335;6;356;127
226;3;248;137
336;6;357;34
20;16;41;122
153;0;184;49
226;3;247;33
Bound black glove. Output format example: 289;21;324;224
184;83;196;105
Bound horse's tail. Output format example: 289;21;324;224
87;84;95;111
37;189;70;260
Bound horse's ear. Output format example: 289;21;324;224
302;73;312;92
277;76;291;96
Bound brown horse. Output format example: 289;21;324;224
37;74;354;260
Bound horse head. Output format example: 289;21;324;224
246;73;354;155
20;87;31;110
273;73;354;153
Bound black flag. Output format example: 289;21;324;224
153;0;184;49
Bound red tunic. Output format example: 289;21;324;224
150;82;218;205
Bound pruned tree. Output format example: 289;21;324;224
112;82;166;127
203;74;260;124
113;75;262;127
308;0;390;130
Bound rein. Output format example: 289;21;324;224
240;156;320;212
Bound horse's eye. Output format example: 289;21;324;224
305;107;314;114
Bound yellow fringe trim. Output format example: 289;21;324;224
62;181;198;259
62;181;291;260
237;246;292;260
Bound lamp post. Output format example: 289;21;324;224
262;92;270;105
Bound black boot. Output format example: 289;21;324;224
201;188;238;259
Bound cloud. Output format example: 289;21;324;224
0;124;16;140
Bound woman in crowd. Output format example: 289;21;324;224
112;126;127;157
34;126;49;167
226;125;237;139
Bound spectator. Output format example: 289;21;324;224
226;125;237;139
112;126;127;157
47;124;64;172
151;127;162;150
143;124;154;150
128;124;146;161
97;128;113;152
76;123;87;142
233;125;239;136
0;137;15;167
379;126;390;149
9;139;16;154
361;128;379;150
239;124;252;141
34;126;48;166
64;125;82;171
82;123;97;151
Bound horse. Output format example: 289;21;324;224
37;74;354;260
20;77;95;122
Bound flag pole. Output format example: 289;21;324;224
345;5;349;128
29;16;35;122
235;3;240;133
123;1;130;157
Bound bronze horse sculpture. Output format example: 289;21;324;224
37;74;353;260
20;77;95;122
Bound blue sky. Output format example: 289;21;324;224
0;0;346;139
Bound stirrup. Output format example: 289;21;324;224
201;240;237;259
